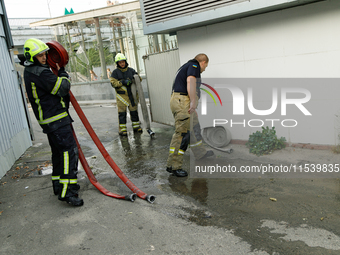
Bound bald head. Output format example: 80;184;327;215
194;53;209;73
194;53;209;63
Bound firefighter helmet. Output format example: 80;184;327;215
23;38;49;63
115;53;127;63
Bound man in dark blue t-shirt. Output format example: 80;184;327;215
166;53;214;177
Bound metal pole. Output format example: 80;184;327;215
130;20;140;74
117;18;125;54
65;23;78;81
47;0;52;18
152;35;160;53
111;19;118;54
161;34;166;51
93;17;107;80
78;21;90;80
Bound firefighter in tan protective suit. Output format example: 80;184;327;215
166;54;214;177
110;53;142;136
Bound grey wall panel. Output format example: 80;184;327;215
143;0;245;25
144;49;180;126
0;35;31;177
140;0;322;34
0;0;31;177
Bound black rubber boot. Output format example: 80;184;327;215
166;167;172;173
172;169;188;177
58;184;84;206
133;127;143;133
119;131;127;136
119;112;127;136
52;180;62;195
59;195;84;206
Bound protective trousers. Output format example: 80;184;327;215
116;87;140;132
166;93;207;170
47;124;79;198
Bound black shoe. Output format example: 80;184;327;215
200;150;214;160
54;182;79;195
172;169;188;177
59;195;84;206
133;127;143;133
52;181;62;195
166;167;172;173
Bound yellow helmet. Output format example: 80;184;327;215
24;38;49;63
115;53;127;63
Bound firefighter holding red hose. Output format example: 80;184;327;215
110;53;143;136
23;38;83;206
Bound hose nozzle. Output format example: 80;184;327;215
146;195;156;203
147;129;155;137
125;193;137;202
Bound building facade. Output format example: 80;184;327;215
29;1;177;101
139;0;340;146
30;1;177;81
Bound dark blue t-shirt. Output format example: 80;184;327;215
172;59;201;94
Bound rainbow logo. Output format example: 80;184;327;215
200;83;222;114
200;83;222;106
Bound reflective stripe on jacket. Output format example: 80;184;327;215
110;66;141;107
24;64;72;133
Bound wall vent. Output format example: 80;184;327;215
142;0;247;25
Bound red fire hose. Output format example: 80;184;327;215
46;41;69;75
46;41;155;203
69;91;155;203
71;125;136;202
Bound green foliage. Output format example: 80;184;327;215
332;134;340;154
246;127;286;156
87;43;114;68
331;145;340;154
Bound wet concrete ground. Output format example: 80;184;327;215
1;103;340;254
73;104;340;254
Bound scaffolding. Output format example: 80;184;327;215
30;2;177;83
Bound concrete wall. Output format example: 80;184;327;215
176;0;340;145
71;76;149;101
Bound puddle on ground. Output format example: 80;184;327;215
160;167;340;254
77;127;172;181
31;119;340;254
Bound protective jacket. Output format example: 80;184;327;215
110;63;140;107
24;63;72;133
109;61;143;134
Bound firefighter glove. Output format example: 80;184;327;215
121;79;132;86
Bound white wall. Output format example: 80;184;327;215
178;1;340;78
176;0;340;145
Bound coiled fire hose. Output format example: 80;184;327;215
132;74;155;137
69;91;156;203
202;126;233;154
